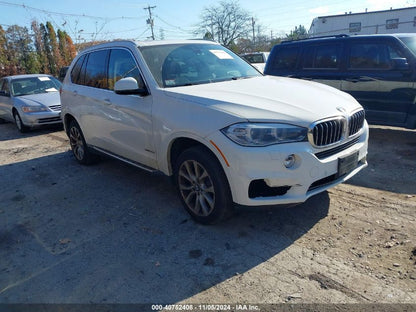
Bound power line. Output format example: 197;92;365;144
0;1;146;21
155;15;193;33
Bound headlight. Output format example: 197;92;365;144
22;106;48;113
221;123;308;146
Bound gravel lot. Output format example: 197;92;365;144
0;122;415;310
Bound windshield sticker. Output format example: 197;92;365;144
209;50;234;60
38;77;51;81
164;79;176;87
45;88;58;92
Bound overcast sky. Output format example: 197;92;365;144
0;0;412;42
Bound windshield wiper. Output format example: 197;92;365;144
230;76;253;81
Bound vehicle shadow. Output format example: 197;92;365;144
347;126;416;195
0;151;329;303
0;122;63;141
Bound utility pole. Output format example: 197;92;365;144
144;5;156;40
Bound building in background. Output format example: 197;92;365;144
309;6;416;37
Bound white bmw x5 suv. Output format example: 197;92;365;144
60;40;368;224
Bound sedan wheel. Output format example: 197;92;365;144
175;146;233;224
13;111;28;133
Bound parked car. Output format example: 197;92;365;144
61;40;368;224
0;74;62;132
241;52;269;72
264;34;416;129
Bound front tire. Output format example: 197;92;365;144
13;111;29;133
68;120;99;165
174;146;233;224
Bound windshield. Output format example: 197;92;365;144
242;53;267;64
139;43;261;88
398;36;416;56
11;76;62;97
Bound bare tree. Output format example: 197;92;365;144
197;0;251;47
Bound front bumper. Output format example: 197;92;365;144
20;110;62;126
208;122;369;206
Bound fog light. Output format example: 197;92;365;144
284;154;296;168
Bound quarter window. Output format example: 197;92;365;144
269;47;299;70
70;54;86;85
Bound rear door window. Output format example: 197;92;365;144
0;79;10;94
84;50;109;89
302;44;342;69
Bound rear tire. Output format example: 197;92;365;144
68;120;99;165
174;146;233;224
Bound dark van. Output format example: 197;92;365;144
264;34;416;129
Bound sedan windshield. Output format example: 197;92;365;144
11;76;62;97
139;43;261;88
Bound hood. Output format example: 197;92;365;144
163;76;362;127
16;92;60;108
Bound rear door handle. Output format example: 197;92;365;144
345;76;375;83
345;78;360;83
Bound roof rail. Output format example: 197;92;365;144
281;34;349;44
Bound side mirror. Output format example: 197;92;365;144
391;57;409;70
114;77;149;96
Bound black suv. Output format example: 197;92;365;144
264;34;416;129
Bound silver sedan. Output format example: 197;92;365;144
0;74;62;132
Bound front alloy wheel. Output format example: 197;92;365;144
175;146;233;224
13;111;28;133
68;120;98;165
178;159;216;217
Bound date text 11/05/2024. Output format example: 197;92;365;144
151;304;260;311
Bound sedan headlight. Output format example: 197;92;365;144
221;123;308;146
22;106;48;113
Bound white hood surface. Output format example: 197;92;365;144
164;76;361;126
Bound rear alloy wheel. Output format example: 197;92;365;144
175;146;233;224
68;120;98;165
13;111;29;133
